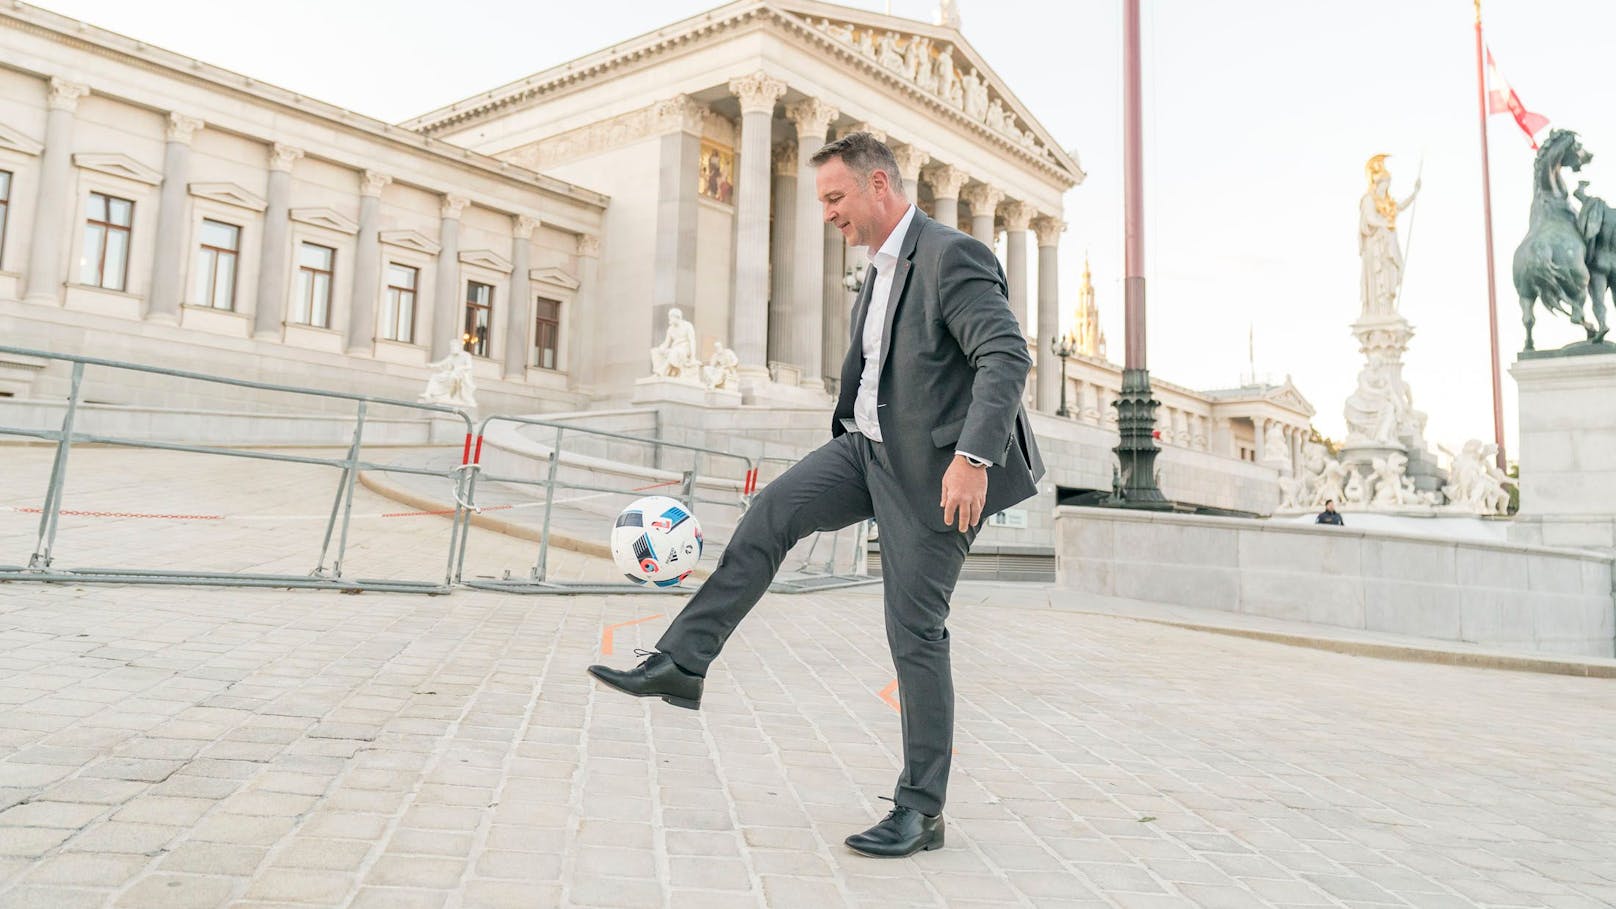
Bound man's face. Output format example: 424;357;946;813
817;157;885;249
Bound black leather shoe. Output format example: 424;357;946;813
844;805;944;857
587;650;703;710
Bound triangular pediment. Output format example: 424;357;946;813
529;266;580;291
73;152;162;185
380;229;442;255
0;123;43;156
188;182;267;212
774;3;1080;181
459;248;511;271
400;0;1081;187
1263;380;1316;417
289;207;359;234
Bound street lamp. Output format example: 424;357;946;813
1050;333;1076;418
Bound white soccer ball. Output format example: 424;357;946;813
610;495;703;587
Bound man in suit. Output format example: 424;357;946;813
589;131;1043;857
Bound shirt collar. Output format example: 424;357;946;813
871;204;917;268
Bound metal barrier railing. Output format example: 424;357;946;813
0;344;475;594
456;414;759;595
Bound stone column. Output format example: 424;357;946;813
344;170;391;352
1002;201;1033;334
727;73;786;377
768;140;796;367
24;79;89;305
822;222;846;383
571;234;601;389
787;98;838;385
1033;216;1063;413
145;112;204;323
962;184;1004;249
892;145;930;204
1253;418;1267;464
430;194;468;361
253;143;303;338
503;215;536;378
651;95;705;346
924;164;967;232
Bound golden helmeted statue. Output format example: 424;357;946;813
1358;154;1420;317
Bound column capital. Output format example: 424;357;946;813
772;140;798;177
961;183;1004;215
727;71;787;115
360;170;393;197
652;94;707;135
441;194;469;220
513;214;538;239
891;145;930;182
1032;215;1066;247
269;143;304;172
837;121;887;142
165;112;204;145
47;78;89;112
922;164;968;199
786;98;839;141
577;233;601;258
1002;200;1035;231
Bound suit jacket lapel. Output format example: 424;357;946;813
877;210;927;378
840;262;877;395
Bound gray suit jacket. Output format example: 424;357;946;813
832;208;1045;533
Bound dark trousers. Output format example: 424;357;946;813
656;430;975;816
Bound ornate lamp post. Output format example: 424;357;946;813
1110;0;1170;509
1050;333;1076;418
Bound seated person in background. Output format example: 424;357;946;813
1315;499;1344;526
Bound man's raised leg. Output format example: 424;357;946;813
588;432;875;705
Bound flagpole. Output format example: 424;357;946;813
1475;0;1507;470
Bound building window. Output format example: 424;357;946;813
463;281;493;358
81;191;133;291
292;242;335;327
0;170;10;269
382;263;418;343
533;297;560;370
192;219;240;310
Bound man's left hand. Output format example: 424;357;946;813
940;455;989;533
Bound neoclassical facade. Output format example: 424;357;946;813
406;0;1083;405
0;4;606;414
0;0;1317;516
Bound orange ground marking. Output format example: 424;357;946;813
600;614;665;656
878;679;900;712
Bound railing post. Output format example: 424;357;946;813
27;361;85;570
531;425;564;583
450;422;479;587
329;401;367;579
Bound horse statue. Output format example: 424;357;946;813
1575;179;1616;341
1512;129;1597;350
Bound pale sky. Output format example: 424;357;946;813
27;0;1616;459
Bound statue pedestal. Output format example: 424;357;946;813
1507;351;1616;551
631;375;742;408
1338;440;1405;475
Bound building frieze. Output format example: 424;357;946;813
403;2;1080;188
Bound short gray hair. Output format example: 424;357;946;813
809;131;905;197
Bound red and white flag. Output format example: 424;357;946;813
1485;47;1549;148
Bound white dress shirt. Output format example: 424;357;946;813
852;205;916;443
851;205;991;468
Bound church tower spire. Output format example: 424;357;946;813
1070;251;1107;358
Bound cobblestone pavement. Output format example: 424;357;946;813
2;447;1616;908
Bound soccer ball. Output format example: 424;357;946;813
610;496;703;587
